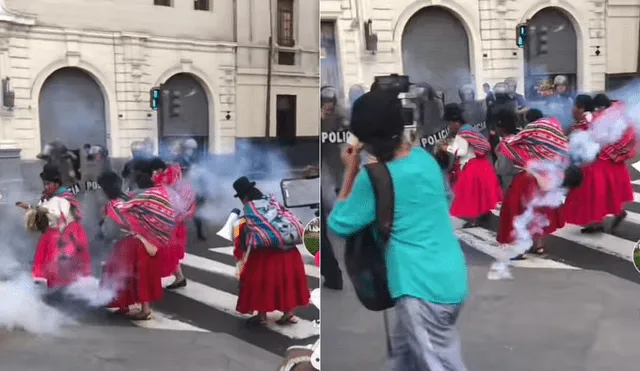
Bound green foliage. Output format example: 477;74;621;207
304;236;319;256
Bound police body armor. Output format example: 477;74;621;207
399;82;447;153
459;85;488;136
320;87;349;209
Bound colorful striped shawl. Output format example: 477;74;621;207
458;124;490;156
111;186;177;247
499;117;569;167
152;164;196;222
597;103;638;162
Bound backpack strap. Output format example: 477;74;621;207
364;162;394;243
364;162;395;356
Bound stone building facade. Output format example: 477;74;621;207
321;0;639;105
0;0;319;159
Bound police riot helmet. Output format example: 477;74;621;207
458;84;475;102
504;77;518;92
130;140;145;155
321;86;338;105
554;75;568;87
183;138;198;150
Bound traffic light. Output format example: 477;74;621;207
149;87;161;110
516;23;528;48
537;26;549;56
169;90;181;117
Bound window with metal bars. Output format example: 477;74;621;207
277;0;294;47
154;0;171;6
194;0;209;11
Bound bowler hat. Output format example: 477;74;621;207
233;176;256;198
40;163;62;183
443;103;464;122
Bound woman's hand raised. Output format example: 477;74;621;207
341;144;362;171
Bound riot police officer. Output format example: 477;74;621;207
546;75;574;131
459;84;488;135
486;83;518;162
36;141;79;191
320;85;345;291
121;140;151;192
504;77;527;108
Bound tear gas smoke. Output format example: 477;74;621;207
490;80;640;280
184;140;296;225
63;276;118;307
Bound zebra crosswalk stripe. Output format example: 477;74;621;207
455;184;640;266
108;251;319;342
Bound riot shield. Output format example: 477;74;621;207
320;108;349;209
461;100;488;136
413;88;448;153
77;145;111;258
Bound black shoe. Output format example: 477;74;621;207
611;211;627;232
165;278;187;290
510;254;526;261
197;234;207;241
461;221;478;229
322;278;343;291
580;225;604;234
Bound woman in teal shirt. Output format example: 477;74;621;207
328;90;469;370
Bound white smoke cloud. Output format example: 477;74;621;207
490;79;640;279
186;140;294;224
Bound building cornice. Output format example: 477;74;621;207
0;0;35;26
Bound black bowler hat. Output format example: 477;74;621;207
232;176;256;198
443;103;464;122
40;163;62;183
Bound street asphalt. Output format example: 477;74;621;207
322;232;640;371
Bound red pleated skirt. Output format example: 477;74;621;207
236;247;310;314
564;158;633;226
450;156;503;218
101;236;164;310
497;172;565;244
32;221;92;288
159;223;187;277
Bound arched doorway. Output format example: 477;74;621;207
401;6;472;104
38;67;107;151
159;73;210;157
524;7;578;100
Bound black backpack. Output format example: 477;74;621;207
344;162;395;312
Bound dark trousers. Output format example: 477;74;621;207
321;199;342;283
194;196;206;238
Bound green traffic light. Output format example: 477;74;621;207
516;24;528;48
150;88;160;110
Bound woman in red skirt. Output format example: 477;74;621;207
564;96;637;233
24;164;92;288
438;103;502;227
149;159;196;289
232;176;310;326
496;117;579;258
98;170;163;320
